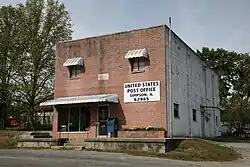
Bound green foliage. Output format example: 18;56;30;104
0;0;72;129
0;5;21;127
121;126;165;131
198;47;250;134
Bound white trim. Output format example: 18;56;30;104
40;94;119;106
63;57;83;67
125;48;148;59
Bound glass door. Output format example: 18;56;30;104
98;105;109;136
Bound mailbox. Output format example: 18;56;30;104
106;117;118;135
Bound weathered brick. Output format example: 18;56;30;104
53;26;167;139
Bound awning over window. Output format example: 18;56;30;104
63;57;83;67
124;48;148;59
40;94;119;106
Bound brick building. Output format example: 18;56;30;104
40;25;221;140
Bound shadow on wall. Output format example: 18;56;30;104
111;103;126;129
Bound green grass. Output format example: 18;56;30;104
0;133;17;149
164;139;241;161
85;139;241;162
0;136;13;149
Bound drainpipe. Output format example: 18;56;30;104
168;17;173;138
203;66;208;137
68;107;71;140
212;75;216;136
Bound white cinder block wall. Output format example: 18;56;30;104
166;30;221;138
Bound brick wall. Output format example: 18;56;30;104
53;26;167;136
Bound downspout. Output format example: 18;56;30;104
187;52;192;136
168;17;173;138
212;75;216;136
68;107;70;140
203;66;208;137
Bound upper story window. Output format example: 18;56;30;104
131;57;146;72
63;57;84;78
124;48;148;73
69;65;82;78
192;109;197;122
174;103;179;118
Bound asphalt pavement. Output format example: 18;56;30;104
0;144;250;167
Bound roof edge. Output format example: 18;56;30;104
58;24;166;44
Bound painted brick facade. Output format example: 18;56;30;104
52;26;167;139
168;33;221;137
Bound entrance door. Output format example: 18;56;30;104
200;107;205;137
98;105;109;136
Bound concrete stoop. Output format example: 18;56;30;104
51;146;84;151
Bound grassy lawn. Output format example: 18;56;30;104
86;139;241;162
0;136;12;149
0;133;17;149
162;139;241;161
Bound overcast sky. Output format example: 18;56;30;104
1;0;250;53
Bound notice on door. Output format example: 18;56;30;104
124;81;160;103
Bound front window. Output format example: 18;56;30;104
58;106;90;132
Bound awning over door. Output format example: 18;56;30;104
63;57;83;67
40;94;119;106
124;48;148;59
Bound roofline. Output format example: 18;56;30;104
163;25;218;75
58;24;166;44
58;24;218;75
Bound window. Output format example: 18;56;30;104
216;116;218;126
130;58;145;73
192;109;197;122
58;106;91;132
69;65;82;78
174;103;179;118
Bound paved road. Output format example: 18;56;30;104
0;144;249;167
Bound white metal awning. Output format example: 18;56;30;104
63;57;83;67
40;94;119;106
124;48;148;59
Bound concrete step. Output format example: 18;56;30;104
51;146;84;151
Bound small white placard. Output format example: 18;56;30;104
98;73;109;81
124;81;160;103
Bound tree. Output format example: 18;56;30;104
0;5;21;128
198;47;250;135
11;0;72;129
197;47;242;107
222;93;250;136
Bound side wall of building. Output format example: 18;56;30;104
53;26;167;137
167;31;221;137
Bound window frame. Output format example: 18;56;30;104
173;103;179;119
